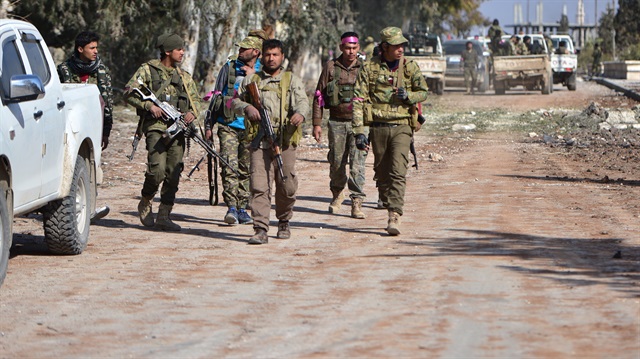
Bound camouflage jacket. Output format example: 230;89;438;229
312;55;362;125
352;56;428;134
57;57;113;139
125;59;201;134
461;48;478;68
233;68;309;148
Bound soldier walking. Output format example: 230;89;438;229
57;30;113;222
205;30;266;226
461;41;478;95
312;32;368;219
233;39;310;244
124;33;201;231
352;27;428;235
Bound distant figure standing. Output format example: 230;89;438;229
592;43;602;76
461;41;478;95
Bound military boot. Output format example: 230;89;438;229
386;210;401;236
138;196;155;227
351;197;366;219
156;203;181;231
328;190;344;214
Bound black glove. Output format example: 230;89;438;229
355;133;369;150
396;87;408;101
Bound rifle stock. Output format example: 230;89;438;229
246;82;287;183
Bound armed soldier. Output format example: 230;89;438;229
352;27;428;235
487;19;504;53
461;41;478;95
313;32;367;219
124;33;201;231
232;39;309;244
205;30;266;226
57;30;112;222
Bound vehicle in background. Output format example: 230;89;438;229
550;34;578;91
492;34;553;95
0;20;104;286
404;31;446;95
443;39;491;93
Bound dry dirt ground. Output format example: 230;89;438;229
1;80;638;358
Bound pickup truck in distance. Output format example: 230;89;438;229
492;34;553;95
550;34;578;91
0;20;104;286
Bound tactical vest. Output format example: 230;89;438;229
324;59;361;108
364;57;415;124
245;71;302;147
147;62;189;113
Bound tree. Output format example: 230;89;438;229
598;6;615;56
614;0;640;56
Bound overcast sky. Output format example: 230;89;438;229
478;0;617;28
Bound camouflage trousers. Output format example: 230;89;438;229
464;67;477;91
369;124;412;216
142;130;185;205
327;119;368;200
217;125;250;209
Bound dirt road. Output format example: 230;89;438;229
1;81;638;357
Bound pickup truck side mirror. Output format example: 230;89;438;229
7;74;45;103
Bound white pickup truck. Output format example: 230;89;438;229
550;34;578;91
0;20;104;286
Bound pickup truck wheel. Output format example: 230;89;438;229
567;73;577;91
0;184;11;287
436;81;444;95
43;156;91;255
494;80;505;95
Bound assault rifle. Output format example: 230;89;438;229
127;126;141;161
410;137;418;169
129;80;239;176
246;82;287;183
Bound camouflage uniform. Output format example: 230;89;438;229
208;35;263;220
461;46;478;94
592;45;602;76
57;55;113;143
125;58;201;207
312;54;367;216
514;40;529;55
362;36;376;60
232;68;310;235
353;27;428;235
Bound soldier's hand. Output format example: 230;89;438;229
184;111;196;124
244;105;261;122
396;87;408;101
355;133;369;151
313;125;322;143
242;65;256;77
205;129;213;141
290;113;304;126
150;105;164;119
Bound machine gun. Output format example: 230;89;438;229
129;80;239;176
246;82;287;183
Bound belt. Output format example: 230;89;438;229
370;122;401;127
329;117;352;122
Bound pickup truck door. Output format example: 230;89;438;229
0;31;44;207
17;29;66;198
